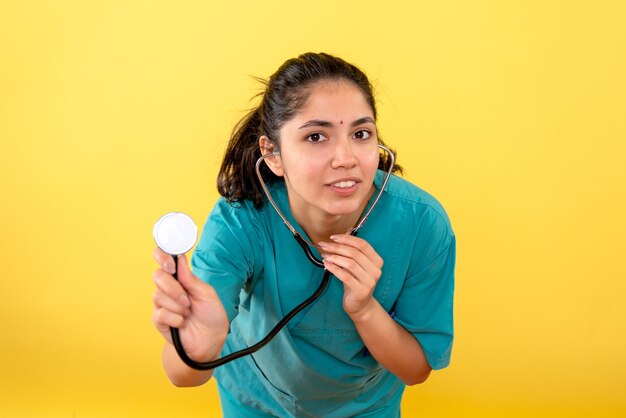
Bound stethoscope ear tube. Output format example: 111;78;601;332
255;144;395;247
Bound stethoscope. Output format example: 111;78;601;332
153;144;395;370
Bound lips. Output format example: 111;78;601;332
326;177;361;195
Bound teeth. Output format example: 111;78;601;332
333;181;356;188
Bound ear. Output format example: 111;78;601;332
259;135;284;177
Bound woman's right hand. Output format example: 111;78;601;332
152;248;229;363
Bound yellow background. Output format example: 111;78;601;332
1;1;625;417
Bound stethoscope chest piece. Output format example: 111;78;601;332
153;212;198;255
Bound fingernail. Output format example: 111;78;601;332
330;235;338;240
164;261;175;273
318;241;329;247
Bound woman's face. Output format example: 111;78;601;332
262;79;380;226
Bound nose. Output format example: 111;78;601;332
330;138;358;169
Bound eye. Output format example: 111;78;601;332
305;132;328;143
353;129;372;140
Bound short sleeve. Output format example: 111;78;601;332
190;199;263;323
392;207;456;370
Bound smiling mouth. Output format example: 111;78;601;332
332;180;357;188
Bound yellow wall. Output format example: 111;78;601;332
1;1;625;417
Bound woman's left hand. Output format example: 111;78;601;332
319;234;384;322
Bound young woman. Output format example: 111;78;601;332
152;52;455;417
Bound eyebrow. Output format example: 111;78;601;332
298;117;375;129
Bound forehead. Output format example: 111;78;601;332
291;79;374;122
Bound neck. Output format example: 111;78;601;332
299;215;356;245
290;185;375;245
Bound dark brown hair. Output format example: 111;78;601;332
217;52;401;207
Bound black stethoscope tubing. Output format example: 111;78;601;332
170;245;336;370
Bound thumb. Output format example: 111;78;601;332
175;254;203;294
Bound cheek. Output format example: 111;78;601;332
283;148;326;173
282;154;322;186
361;148;381;172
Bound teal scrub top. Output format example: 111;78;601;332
191;171;455;417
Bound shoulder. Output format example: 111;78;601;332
372;172;455;260
209;195;268;226
378;172;452;231
196;196;271;252
211;179;286;219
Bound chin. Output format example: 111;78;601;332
323;200;365;217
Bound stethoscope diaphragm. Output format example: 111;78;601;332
153;212;198;255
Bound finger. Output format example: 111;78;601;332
175;254;207;296
153;269;191;308
318;240;365;262
153;289;190;316
323;259;359;288
323;259;373;302
153;306;185;329
326;235;383;268
153;247;176;274
319;235;381;266
322;253;378;288
319;241;382;278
